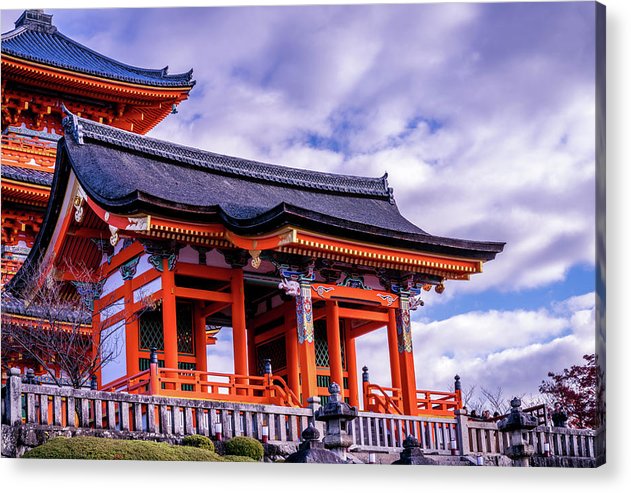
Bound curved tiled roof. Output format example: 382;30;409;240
1;165;54;187
63;112;393;199
2;10;195;88
57;111;505;261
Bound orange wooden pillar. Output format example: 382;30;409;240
386;307;402;391
161;259;178;372
124;280;140;377
193;302;207;372
391;295;418;416
344;323;359;407
92;311;102;388
296;281;317;404
285;311;300;397
247;326;257;376
326;301;344;389
231;268;248;384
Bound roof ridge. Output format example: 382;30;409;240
51;30;193;80
61;111;392;199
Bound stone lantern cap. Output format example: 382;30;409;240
315;382;358;422
497;397;538;432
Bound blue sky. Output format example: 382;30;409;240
2;2;598;405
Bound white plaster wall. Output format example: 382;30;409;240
206;248;230;268
134;254;153;277
100;300;124;322
100;320;127;385
178;245;199;264
101;269;124;297
134;277;162;303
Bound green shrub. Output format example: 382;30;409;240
224;436;264;461
23;436;223;461
181;434;215;452
221;454;257;462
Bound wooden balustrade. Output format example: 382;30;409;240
363;383;403;415
99;367;301;408
415;389;461;417
463;418;595;459
2;371;596;461
350;410;457;453
362;377;461;417
4;380;311;443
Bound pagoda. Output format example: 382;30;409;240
1;10;195;285
8;110;504;416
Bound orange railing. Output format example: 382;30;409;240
100;369;151;394
362;373;462;417
363;382;403;415
416;389;462;417
101;366;301;407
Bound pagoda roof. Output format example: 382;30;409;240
3;125;62;142
53;112;504;261
2;10;195;89
1;165;54;187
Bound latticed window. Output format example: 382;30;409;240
256;336;287;375
139;310;164;351
314;320;346;369
176;303;194;354
138;302;194;354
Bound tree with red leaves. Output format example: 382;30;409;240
539;354;599;429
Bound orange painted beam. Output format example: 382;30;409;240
326;301;344;390
174;286;233;303
311;283;400;308
174;263;232;281
251;301;292;329
202;301;231;318
296;231;481;274
98;242;144;278
338;307;388;322
349;321;386;339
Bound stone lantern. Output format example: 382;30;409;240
497;397;538;467
315;382;358;461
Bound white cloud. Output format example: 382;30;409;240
355;291;595;401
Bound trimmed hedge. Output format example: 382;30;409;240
23;436;224;461
221;455;257;462
181;434;215;452
224;436;264;461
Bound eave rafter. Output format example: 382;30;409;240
75;200;481;281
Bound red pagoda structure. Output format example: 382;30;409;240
4;9;505;418
1;9;194;379
1;10;194;285
8;107;504;415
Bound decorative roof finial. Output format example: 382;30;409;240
61;103;84;144
15;10;56;34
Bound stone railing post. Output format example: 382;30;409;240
5;368;23;426
307;395;322;434
455;408;470;456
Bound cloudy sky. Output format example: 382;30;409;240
2;2;599;405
